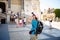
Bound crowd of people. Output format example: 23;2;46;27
10;11;26;27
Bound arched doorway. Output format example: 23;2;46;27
0;2;6;13
0;2;6;24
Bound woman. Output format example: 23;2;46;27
30;16;38;40
18;18;23;27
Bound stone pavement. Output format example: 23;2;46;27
0;24;60;40
0;24;10;40
8;24;60;40
43;21;60;30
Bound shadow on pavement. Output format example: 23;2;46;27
39;37;60;40
37;23;60;40
0;24;10;40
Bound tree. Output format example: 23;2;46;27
54;9;60;18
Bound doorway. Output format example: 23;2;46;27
0;2;6;13
0;2;6;24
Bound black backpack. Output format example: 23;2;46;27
36;21;43;34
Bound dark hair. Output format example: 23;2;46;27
32;12;34;14
49;19;52;22
32;12;35;16
35;16;38;20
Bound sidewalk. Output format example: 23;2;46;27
8;24;60;40
43;21;60;30
0;24;10;40
0;24;60;40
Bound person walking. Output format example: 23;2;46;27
18;18;23;27
29;15;38;40
14;14;19;27
23;17;26;27
29;12;43;40
49;19;52;29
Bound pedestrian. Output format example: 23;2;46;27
29;15;38;40
17;12;19;18
14;14;19;27
49;19;52;29
18;18;23;27
23;17;26;27
10;11;14;23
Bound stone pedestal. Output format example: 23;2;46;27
6;9;11;23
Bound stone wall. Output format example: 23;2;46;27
11;0;22;13
41;13;55;21
24;0;41;20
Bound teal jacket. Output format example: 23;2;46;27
31;19;38;35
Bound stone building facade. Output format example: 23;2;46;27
0;0;41;23
41;8;55;21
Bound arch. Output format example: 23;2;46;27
0;2;6;13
